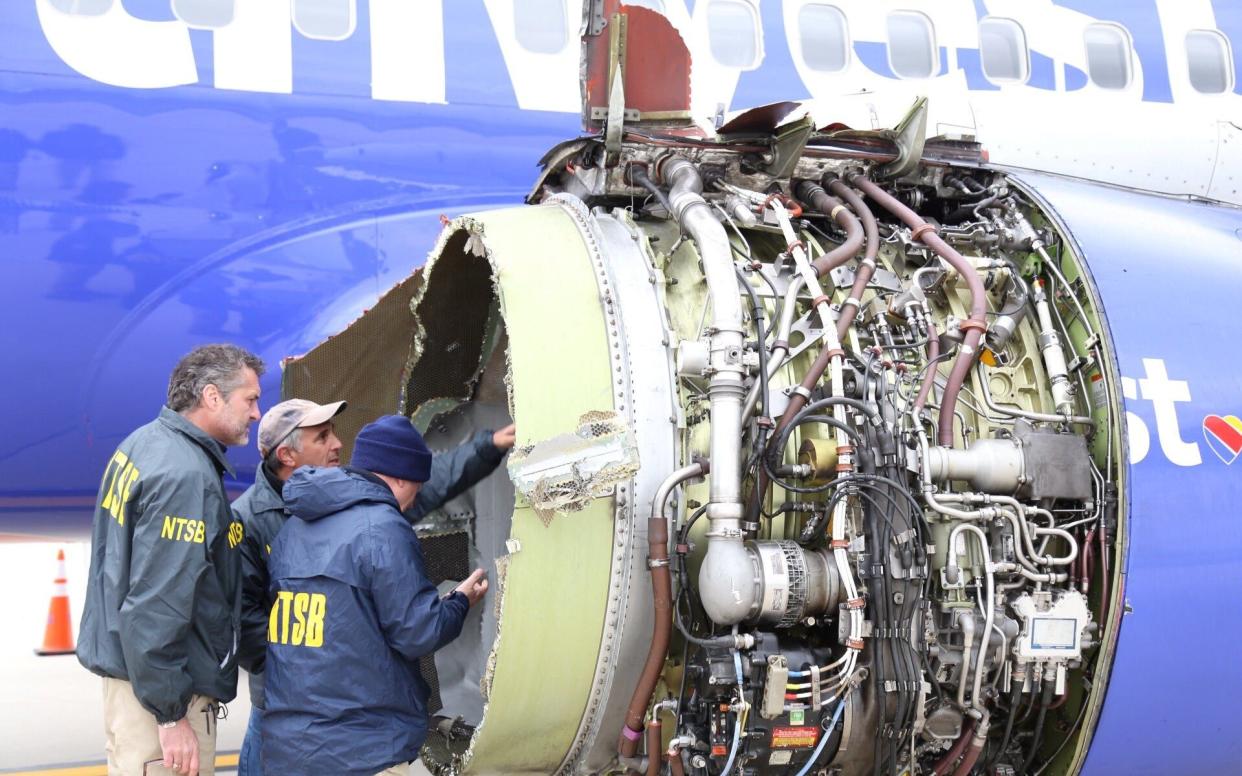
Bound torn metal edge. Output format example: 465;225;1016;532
402;217;506;423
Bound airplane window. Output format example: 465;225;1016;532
171;0;234;29
292;0;357;41
514;0;569;55
886;11;936;79
707;0;761;69
979;17;1029;84
1083;23;1132;90
48;0;112;15
1186;29;1234;94
798;4;850;73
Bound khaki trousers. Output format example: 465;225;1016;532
102;677;218;776
375;766;410;776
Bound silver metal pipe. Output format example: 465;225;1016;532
1032;279;1075;415
947;523;995;712
974;364;1094;426
956;610;976;709
654;463;707;525
661;157;753;626
742;275;806;419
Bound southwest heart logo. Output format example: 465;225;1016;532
1202;415;1242;464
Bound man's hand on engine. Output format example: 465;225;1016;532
492;424;516;452
455;568;489;606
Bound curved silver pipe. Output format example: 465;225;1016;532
974;364;1093;427
658;157;753;625
654;462;708;527
947;523;995;713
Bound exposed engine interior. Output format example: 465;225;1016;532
532;135;1122;776
292;121;1123;775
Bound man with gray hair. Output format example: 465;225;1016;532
232;399;515;775
79;343;265;776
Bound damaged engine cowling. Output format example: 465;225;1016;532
285;131;1122;775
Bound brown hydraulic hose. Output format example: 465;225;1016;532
1079;527;1097;595
914;320;940;414
951;716;990;776
931;719;976;776
667;750;686;776
826;178;879;336
794;180;864;277
1098;515;1110;616
850;175;988;446
645;721;662;776
619;461;709;759
951;741;985;776
769;181;867;439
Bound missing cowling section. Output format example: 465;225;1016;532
507;410;641;523
404;219;501;424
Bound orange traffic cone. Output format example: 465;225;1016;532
35;549;75;656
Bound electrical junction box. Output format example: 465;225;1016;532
1012;591;1090;661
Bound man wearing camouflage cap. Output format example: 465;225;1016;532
233;399;515;775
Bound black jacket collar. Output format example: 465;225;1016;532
157;406;236;477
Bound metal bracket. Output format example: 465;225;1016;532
604;12;628;163
584;0;607;36
828;263;903;294
874;96;929;180
591;106;640;121
765;114;817;179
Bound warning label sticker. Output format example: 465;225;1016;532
1089;370;1107;409
771;726;819;749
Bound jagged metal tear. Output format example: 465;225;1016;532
507;410;640;524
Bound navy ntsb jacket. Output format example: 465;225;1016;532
236;429;503;709
261;466;470;776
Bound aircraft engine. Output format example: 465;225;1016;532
286;133;1123;776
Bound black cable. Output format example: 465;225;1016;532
736;265;771;422
1020;680;1056;775
628;165;674;217
677;504;709;548
987;681;1024;771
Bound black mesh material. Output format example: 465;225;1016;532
417;530;472;716
402;231;497;419
281;270;425;461
420;530;472;584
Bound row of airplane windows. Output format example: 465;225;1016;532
49;0;1238;96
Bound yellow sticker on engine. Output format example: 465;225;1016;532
771;726;819;749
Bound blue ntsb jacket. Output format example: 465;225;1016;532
261;465;470;776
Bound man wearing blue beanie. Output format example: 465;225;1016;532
261;415;491;776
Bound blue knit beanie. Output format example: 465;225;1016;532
351;415;433;483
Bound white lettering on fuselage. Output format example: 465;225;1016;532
1124;358;1202;466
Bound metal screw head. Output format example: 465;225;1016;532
691;755;708;769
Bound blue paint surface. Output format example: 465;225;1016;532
955;47;1000;92
1065;63;1089;91
1018;172;1242;775
732;0;811;110
853;41;897;80
1030;51;1057;91
1211;0;1242;96
1055;0;1172;102
0;2;574;532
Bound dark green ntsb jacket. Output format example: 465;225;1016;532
78;407;248;724
235;429;505;709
